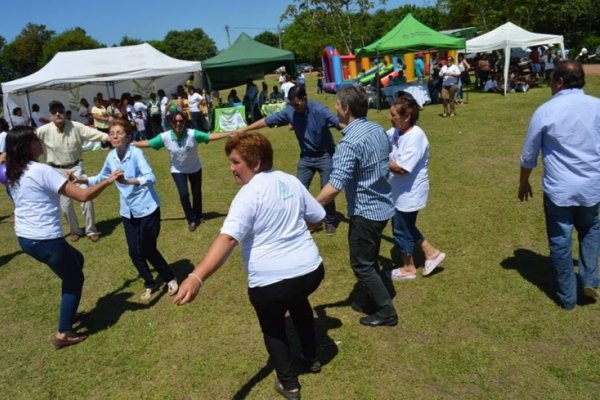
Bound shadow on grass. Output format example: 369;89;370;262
95;217;122;238
501;248;559;305
231;297;344;399
77;277;165;335
0;250;23;267
501;248;596;307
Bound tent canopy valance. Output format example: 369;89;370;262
202;33;295;91
355;13;466;56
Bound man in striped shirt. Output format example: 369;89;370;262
317;85;398;327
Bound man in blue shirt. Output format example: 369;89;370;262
234;86;343;235
519;60;600;309
317;85;398;327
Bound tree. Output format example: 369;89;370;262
162;28;217;61
119;36;144;46
40;27;103;66
254;31;279;48
1;23;55;78
281;0;388;54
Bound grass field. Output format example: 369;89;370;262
1;73;599;399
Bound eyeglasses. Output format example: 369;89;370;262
174;119;185;124
50;109;65;115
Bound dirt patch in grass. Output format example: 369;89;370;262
584;64;600;75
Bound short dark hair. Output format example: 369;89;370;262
225;132;273;172
392;96;419;125
337;85;368;119
287;85;306;101
552;60;585;89
32;104;40;112
48;101;65;114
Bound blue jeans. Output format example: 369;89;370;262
121;208;174;288
543;194;600;309
297;154;336;225
18;237;84;333
392;209;424;256
171;170;202;224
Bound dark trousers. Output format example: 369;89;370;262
190;111;204;131
348;216;396;317
18;237;84;333
121;208;174;288
248;263;324;391
171;170;202;224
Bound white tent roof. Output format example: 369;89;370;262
466;22;564;95
2;43;201;94
1;44;202;127
466;22;563;53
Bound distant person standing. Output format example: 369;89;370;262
36;100;108;242
414;53;425;82
519;60;600;309
91;96;110;133
440;56;460;117
31;104;50;127
316;70;324;94
281;75;295;102
316;85;397;327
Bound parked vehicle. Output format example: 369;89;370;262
297;63;314;72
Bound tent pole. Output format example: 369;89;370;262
25;91;33;126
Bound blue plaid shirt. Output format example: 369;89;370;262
329;118;394;221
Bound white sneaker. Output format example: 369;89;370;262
167;279;179;296
424;252;446;276
140;288;153;301
391;268;417;280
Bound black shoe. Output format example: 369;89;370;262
274;380;301;400
188;222;197;232
299;354;321;373
359;313;398;327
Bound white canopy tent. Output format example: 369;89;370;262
2;43;202;125
466;22;564;95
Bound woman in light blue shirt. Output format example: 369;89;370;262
78;119;178;301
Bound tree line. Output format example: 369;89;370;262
1;0;598;85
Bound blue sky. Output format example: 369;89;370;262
2;0;430;51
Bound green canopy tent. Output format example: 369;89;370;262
355;13;466;109
355;13;466;56
202;33;295;91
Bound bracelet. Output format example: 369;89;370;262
188;272;204;286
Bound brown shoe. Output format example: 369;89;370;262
89;234;100;242
53;333;87;349
69;233;81;242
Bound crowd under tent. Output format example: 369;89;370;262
466;22;564;95
2;43;202;125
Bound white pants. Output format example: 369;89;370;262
56;162;98;236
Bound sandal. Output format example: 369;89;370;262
424;252;446;276
391;268;417;280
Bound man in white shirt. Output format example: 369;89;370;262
440;56;461;117
187;87;204;130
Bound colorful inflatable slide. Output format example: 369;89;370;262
321;46;402;93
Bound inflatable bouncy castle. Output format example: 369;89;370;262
321;46;404;93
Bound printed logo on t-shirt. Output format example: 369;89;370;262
278;180;292;200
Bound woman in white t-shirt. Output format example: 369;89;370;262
387;96;446;280
174;132;325;399
5;126;120;349
134;111;229;231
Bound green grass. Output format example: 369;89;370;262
1;74;599;399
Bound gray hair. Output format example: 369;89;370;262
337;85;368;119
